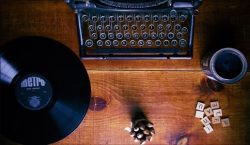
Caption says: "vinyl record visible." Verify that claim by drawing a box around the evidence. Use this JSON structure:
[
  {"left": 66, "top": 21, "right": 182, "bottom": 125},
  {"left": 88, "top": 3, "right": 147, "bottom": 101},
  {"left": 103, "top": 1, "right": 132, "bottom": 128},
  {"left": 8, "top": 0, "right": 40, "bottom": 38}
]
[{"left": 0, "top": 36, "right": 91, "bottom": 145}]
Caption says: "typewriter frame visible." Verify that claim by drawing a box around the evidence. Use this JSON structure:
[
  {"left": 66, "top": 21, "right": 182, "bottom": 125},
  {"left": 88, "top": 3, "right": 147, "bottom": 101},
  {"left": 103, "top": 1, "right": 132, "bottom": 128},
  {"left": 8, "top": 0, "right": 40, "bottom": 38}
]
[{"left": 66, "top": 0, "right": 203, "bottom": 60}]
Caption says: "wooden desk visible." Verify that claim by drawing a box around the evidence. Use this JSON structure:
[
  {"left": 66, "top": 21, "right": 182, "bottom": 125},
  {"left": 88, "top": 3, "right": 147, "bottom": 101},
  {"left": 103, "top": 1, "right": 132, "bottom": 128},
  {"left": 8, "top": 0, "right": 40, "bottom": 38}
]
[{"left": 0, "top": 0, "right": 250, "bottom": 144}]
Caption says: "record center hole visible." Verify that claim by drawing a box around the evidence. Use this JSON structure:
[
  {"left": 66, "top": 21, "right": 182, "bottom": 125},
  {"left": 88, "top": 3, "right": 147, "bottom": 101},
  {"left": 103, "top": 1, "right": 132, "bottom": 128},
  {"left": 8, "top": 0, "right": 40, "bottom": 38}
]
[{"left": 89, "top": 96, "right": 107, "bottom": 111}]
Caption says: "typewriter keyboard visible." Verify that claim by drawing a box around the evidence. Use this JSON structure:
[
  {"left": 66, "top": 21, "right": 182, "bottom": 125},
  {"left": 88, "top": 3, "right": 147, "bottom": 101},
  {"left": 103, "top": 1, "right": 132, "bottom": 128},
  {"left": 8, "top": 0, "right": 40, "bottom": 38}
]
[{"left": 80, "top": 9, "right": 192, "bottom": 57}]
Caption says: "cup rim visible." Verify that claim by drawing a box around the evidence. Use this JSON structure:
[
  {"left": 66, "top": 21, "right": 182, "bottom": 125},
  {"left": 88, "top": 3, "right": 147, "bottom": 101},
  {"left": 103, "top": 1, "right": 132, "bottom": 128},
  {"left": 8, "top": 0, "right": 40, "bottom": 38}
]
[{"left": 209, "top": 47, "right": 248, "bottom": 84}]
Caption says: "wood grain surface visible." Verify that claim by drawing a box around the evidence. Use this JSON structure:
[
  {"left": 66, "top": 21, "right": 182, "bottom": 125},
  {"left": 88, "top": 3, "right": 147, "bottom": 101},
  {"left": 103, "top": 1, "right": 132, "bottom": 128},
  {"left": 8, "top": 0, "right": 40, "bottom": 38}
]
[{"left": 0, "top": 0, "right": 250, "bottom": 145}]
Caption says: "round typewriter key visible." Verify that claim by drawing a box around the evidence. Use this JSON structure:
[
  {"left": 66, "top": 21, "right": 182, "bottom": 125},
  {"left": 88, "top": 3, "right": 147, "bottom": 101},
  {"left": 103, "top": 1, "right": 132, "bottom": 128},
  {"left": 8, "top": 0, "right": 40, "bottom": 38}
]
[
  {"left": 88, "top": 25, "right": 95, "bottom": 32},
  {"left": 100, "top": 33, "right": 107, "bottom": 39},
  {"left": 114, "top": 25, "right": 120, "bottom": 31},
  {"left": 170, "top": 10, "right": 177, "bottom": 21},
  {"left": 153, "top": 15, "right": 159, "bottom": 22},
  {"left": 138, "top": 40, "right": 144, "bottom": 46},
  {"left": 108, "top": 33, "right": 115, "bottom": 39},
  {"left": 123, "top": 25, "right": 128, "bottom": 30},
  {"left": 179, "top": 39, "right": 187, "bottom": 47},
  {"left": 170, "top": 9, "right": 177, "bottom": 17},
  {"left": 121, "top": 40, "right": 127, "bottom": 46},
  {"left": 166, "top": 24, "right": 172, "bottom": 31},
  {"left": 91, "top": 33, "right": 98, "bottom": 39},
  {"left": 131, "top": 25, "right": 137, "bottom": 31},
  {"left": 100, "top": 16, "right": 106, "bottom": 22},
  {"left": 176, "top": 32, "right": 183, "bottom": 39},
  {"left": 130, "top": 40, "right": 136, "bottom": 47},
  {"left": 136, "top": 15, "right": 141, "bottom": 22},
  {"left": 159, "top": 32, "right": 165, "bottom": 39},
  {"left": 109, "top": 16, "right": 115, "bottom": 22},
  {"left": 150, "top": 32, "right": 158, "bottom": 39},
  {"left": 97, "top": 25, "right": 103, "bottom": 31},
  {"left": 171, "top": 39, "right": 178, "bottom": 47},
  {"left": 124, "top": 33, "right": 131, "bottom": 39},
  {"left": 82, "top": 14, "right": 89, "bottom": 22},
  {"left": 97, "top": 40, "right": 103, "bottom": 47},
  {"left": 144, "top": 15, "right": 150, "bottom": 22},
  {"left": 85, "top": 39, "right": 93, "bottom": 47},
  {"left": 127, "top": 15, "right": 133, "bottom": 22},
  {"left": 105, "top": 40, "right": 112, "bottom": 46},
  {"left": 116, "top": 33, "right": 123, "bottom": 39},
  {"left": 142, "top": 32, "right": 149, "bottom": 39},
  {"left": 140, "top": 24, "right": 146, "bottom": 30},
  {"left": 118, "top": 15, "right": 124, "bottom": 22},
  {"left": 149, "top": 24, "right": 155, "bottom": 30},
  {"left": 162, "top": 15, "right": 168, "bottom": 22},
  {"left": 167, "top": 32, "right": 174, "bottom": 39},
  {"left": 146, "top": 40, "right": 153, "bottom": 46},
  {"left": 113, "top": 40, "right": 119, "bottom": 46},
  {"left": 105, "top": 25, "right": 112, "bottom": 31},
  {"left": 175, "top": 24, "right": 181, "bottom": 31},
  {"left": 181, "top": 27, "right": 188, "bottom": 33},
  {"left": 179, "top": 15, "right": 187, "bottom": 22},
  {"left": 155, "top": 40, "right": 161, "bottom": 46},
  {"left": 92, "top": 16, "right": 98, "bottom": 22},
  {"left": 163, "top": 40, "right": 170, "bottom": 46},
  {"left": 133, "top": 33, "right": 140, "bottom": 39},
  {"left": 158, "top": 24, "right": 163, "bottom": 31}
]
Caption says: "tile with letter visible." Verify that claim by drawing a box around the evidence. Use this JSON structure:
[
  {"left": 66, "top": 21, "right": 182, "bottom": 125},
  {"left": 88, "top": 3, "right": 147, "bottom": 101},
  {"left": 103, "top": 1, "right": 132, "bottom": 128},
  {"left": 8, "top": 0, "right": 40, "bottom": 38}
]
[
  {"left": 196, "top": 102, "right": 205, "bottom": 111},
  {"left": 210, "top": 101, "right": 220, "bottom": 109},
  {"left": 212, "top": 116, "right": 221, "bottom": 124},
  {"left": 203, "top": 124, "right": 214, "bottom": 134},
  {"left": 201, "top": 116, "right": 211, "bottom": 126},
  {"left": 195, "top": 111, "right": 204, "bottom": 118},
  {"left": 213, "top": 109, "right": 223, "bottom": 117},
  {"left": 221, "top": 118, "right": 230, "bottom": 127},
  {"left": 204, "top": 107, "right": 213, "bottom": 116}
]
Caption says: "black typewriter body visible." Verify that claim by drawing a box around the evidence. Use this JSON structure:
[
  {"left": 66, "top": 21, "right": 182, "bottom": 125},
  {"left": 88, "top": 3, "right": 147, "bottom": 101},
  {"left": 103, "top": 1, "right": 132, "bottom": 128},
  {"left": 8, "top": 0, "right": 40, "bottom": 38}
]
[{"left": 66, "top": 0, "right": 202, "bottom": 59}]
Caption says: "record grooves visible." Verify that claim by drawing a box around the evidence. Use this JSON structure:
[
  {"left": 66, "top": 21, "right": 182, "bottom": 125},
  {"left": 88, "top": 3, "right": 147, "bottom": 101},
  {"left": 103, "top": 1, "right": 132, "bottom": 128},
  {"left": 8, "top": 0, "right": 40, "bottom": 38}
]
[{"left": 0, "top": 36, "right": 91, "bottom": 145}]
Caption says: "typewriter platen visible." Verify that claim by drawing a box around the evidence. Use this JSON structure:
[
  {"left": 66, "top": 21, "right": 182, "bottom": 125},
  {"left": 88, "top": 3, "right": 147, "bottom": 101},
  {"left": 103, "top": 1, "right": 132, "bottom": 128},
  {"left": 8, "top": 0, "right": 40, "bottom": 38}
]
[{"left": 66, "top": 0, "right": 202, "bottom": 59}]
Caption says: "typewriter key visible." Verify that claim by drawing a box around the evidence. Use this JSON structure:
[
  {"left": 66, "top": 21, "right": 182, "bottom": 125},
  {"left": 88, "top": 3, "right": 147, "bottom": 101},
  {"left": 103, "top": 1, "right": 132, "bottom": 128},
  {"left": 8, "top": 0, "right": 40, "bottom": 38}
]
[
  {"left": 130, "top": 40, "right": 136, "bottom": 47},
  {"left": 97, "top": 40, "right": 103, "bottom": 47},
  {"left": 179, "top": 39, "right": 187, "bottom": 47},
  {"left": 138, "top": 40, "right": 144, "bottom": 46},
  {"left": 116, "top": 33, "right": 123, "bottom": 39},
  {"left": 121, "top": 40, "right": 127, "bottom": 46},
  {"left": 105, "top": 40, "right": 112, "bottom": 46},
  {"left": 167, "top": 32, "right": 174, "bottom": 39},
  {"left": 85, "top": 39, "right": 93, "bottom": 47},
  {"left": 171, "top": 40, "right": 178, "bottom": 47},
  {"left": 155, "top": 40, "right": 161, "bottom": 46},
  {"left": 113, "top": 40, "right": 119, "bottom": 46}
]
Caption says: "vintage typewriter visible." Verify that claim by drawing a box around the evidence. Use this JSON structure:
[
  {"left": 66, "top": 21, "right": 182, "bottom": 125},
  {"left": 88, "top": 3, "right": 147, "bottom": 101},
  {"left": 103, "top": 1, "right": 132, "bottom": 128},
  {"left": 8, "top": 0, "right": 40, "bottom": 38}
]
[{"left": 66, "top": 0, "right": 202, "bottom": 59}]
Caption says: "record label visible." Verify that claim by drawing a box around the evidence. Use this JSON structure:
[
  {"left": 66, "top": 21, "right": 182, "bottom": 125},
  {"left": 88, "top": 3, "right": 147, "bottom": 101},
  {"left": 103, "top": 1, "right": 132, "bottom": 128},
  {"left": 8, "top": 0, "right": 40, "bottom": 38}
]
[{"left": 15, "top": 74, "right": 53, "bottom": 111}]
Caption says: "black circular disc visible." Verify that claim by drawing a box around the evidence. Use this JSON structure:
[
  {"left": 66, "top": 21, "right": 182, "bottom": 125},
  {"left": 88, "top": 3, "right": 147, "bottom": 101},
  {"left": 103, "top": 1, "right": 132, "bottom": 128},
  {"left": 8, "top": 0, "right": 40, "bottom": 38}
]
[{"left": 0, "top": 36, "right": 91, "bottom": 145}]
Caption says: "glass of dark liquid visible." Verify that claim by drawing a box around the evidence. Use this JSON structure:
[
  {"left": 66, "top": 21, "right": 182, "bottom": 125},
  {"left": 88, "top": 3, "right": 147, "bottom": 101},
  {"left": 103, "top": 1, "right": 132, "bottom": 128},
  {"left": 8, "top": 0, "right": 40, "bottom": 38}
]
[{"left": 201, "top": 48, "right": 248, "bottom": 84}]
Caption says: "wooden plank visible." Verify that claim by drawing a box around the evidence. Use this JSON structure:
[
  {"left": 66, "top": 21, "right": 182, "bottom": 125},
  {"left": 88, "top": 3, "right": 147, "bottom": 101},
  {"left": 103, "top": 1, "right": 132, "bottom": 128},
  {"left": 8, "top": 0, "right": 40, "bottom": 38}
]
[
  {"left": 1, "top": 72, "right": 250, "bottom": 145},
  {"left": 50, "top": 71, "right": 249, "bottom": 145},
  {"left": 0, "top": 0, "right": 249, "bottom": 71}
]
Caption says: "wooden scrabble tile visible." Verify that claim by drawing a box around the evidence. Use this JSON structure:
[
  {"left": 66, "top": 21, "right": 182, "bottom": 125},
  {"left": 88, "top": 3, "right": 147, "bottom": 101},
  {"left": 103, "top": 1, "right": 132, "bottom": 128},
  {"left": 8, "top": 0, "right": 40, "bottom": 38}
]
[
  {"left": 203, "top": 124, "right": 214, "bottom": 134},
  {"left": 196, "top": 102, "right": 205, "bottom": 111},
  {"left": 221, "top": 118, "right": 230, "bottom": 127},
  {"left": 201, "top": 116, "right": 211, "bottom": 126},
  {"left": 213, "top": 109, "right": 223, "bottom": 117},
  {"left": 195, "top": 111, "right": 204, "bottom": 118},
  {"left": 210, "top": 101, "right": 220, "bottom": 109},
  {"left": 204, "top": 107, "right": 213, "bottom": 116},
  {"left": 212, "top": 116, "right": 221, "bottom": 124}
]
